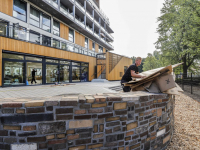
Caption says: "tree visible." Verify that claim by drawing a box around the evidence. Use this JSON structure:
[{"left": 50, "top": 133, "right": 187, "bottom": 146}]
[
  {"left": 155, "top": 0, "right": 200, "bottom": 77},
  {"left": 143, "top": 53, "right": 160, "bottom": 71}
]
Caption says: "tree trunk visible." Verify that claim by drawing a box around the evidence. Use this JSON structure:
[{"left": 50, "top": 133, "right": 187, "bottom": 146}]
[{"left": 182, "top": 55, "right": 187, "bottom": 79}]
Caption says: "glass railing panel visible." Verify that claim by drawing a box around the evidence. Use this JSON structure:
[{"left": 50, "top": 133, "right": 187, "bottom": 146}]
[
  {"left": 75, "top": 1, "right": 85, "bottom": 12},
  {"left": 60, "top": 7, "right": 68, "bottom": 16},
  {"left": 68, "top": 13, "right": 74, "bottom": 20},
  {"left": 74, "top": 46, "right": 79, "bottom": 53},
  {"left": 13, "top": 28, "right": 27, "bottom": 41},
  {"left": 67, "top": 44, "right": 74, "bottom": 52},
  {"left": 52, "top": 2, "right": 58, "bottom": 9},
  {"left": 94, "top": 19, "right": 99, "bottom": 26},
  {"left": 86, "top": 11, "right": 93, "bottom": 20}
]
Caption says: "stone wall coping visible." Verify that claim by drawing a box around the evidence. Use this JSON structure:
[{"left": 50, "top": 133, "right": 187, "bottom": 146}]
[{"left": 0, "top": 91, "right": 168, "bottom": 106}]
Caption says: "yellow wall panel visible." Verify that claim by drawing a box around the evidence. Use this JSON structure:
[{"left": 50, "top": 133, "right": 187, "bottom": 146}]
[
  {"left": 95, "top": 43, "right": 98, "bottom": 53},
  {"left": 60, "top": 23, "right": 69, "bottom": 40},
  {"left": 0, "top": 0, "right": 13, "bottom": 16},
  {"left": 0, "top": 37, "right": 97, "bottom": 86},
  {"left": 103, "top": 47, "right": 106, "bottom": 53},
  {"left": 106, "top": 52, "right": 132, "bottom": 81}
]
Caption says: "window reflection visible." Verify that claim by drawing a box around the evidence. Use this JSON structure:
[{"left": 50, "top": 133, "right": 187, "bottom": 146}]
[
  {"left": 46, "top": 65, "right": 59, "bottom": 83},
  {"left": 13, "top": 0, "right": 26, "bottom": 22},
  {"left": 4, "top": 61, "right": 25, "bottom": 86},
  {"left": 72, "top": 66, "right": 80, "bottom": 82}
]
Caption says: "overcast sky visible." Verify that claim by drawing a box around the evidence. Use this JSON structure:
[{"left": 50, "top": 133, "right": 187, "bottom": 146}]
[{"left": 100, "top": 0, "right": 165, "bottom": 58}]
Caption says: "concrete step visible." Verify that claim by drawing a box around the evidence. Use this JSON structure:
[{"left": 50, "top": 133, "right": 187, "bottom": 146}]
[{"left": 91, "top": 79, "right": 109, "bottom": 82}]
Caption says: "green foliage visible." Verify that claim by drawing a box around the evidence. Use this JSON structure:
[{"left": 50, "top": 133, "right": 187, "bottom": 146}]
[{"left": 155, "top": 0, "right": 200, "bottom": 75}]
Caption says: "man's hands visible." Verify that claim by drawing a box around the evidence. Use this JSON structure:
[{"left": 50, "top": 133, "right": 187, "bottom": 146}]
[{"left": 140, "top": 75, "right": 146, "bottom": 78}]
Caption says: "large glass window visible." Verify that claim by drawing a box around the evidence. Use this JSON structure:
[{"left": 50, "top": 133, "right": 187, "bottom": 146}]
[
  {"left": 99, "top": 45, "right": 103, "bottom": 53},
  {"left": 0, "top": 20, "right": 8, "bottom": 36},
  {"left": 46, "top": 59, "right": 59, "bottom": 63},
  {"left": 53, "top": 20, "right": 60, "bottom": 36},
  {"left": 72, "top": 66, "right": 80, "bottom": 82},
  {"left": 59, "top": 65, "right": 69, "bottom": 83},
  {"left": 13, "top": 0, "right": 26, "bottom": 22},
  {"left": 46, "top": 65, "right": 59, "bottom": 83},
  {"left": 85, "top": 38, "right": 88, "bottom": 48},
  {"left": 61, "top": 42, "right": 67, "bottom": 50},
  {"left": 29, "top": 31, "right": 40, "bottom": 44},
  {"left": 3, "top": 61, "right": 25, "bottom": 86},
  {"left": 3, "top": 53, "right": 24, "bottom": 60},
  {"left": 26, "top": 62, "right": 42, "bottom": 85},
  {"left": 53, "top": 39, "right": 60, "bottom": 48},
  {"left": 30, "top": 6, "right": 40, "bottom": 27},
  {"left": 69, "top": 28, "right": 74, "bottom": 42},
  {"left": 25, "top": 56, "right": 42, "bottom": 61},
  {"left": 42, "top": 35, "right": 51, "bottom": 46},
  {"left": 81, "top": 67, "right": 88, "bottom": 82},
  {"left": 92, "top": 42, "right": 95, "bottom": 51},
  {"left": 13, "top": 25, "right": 27, "bottom": 40},
  {"left": 42, "top": 13, "right": 51, "bottom": 32}
]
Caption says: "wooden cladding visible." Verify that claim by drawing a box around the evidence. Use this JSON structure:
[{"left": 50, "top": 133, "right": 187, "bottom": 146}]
[
  {"left": 0, "top": 0, "right": 13, "bottom": 16},
  {"left": 106, "top": 52, "right": 132, "bottom": 81},
  {"left": 103, "top": 48, "right": 106, "bottom": 53},
  {"left": 60, "top": 23, "right": 69, "bottom": 40},
  {"left": 95, "top": 43, "right": 98, "bottom": 53},
  {"left": 75, "top": 31, "right": 85, "bottom": 47},
  {"left": 89, "top": 39, "right": 93, "bottom": 50},
  {"left": 0, "top": 37, "right": 96, "bottom": 85}
]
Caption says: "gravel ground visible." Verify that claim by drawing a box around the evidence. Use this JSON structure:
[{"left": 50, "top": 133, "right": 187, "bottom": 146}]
[{"left": 166, "top": 92, "right": 200, "bottom": 150}]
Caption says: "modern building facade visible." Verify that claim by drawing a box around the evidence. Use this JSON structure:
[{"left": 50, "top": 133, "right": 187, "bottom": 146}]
[{"left": 0, "top": 0, "right": 132, "bottom": 87}]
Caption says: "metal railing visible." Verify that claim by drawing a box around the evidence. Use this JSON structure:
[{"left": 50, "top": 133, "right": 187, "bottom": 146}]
[
  {"left": 46, "top": 0, "right": 58, "bottom": 9},
  {"left": 75, "top": 1, "right": 85, "bottom": 12},
  {"left": 75, "top": 18, "right": 85, "bottom": 28},
  {"left": 86, "top": 11, "right": 93, "bottom": 20},
  {"left": 0, "top": 24, "right": 97, "bottom": 57}
]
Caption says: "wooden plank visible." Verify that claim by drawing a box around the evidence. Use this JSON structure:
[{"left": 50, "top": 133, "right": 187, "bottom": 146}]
[
  {"left": 0, "top": 0, "right": 13, "bottom": 16},
  {"left": 89, "top": 39, "right": 93, "bottom": 50},
  {"left": 60, "top": 23, "right": 69, "bottom": 40}
]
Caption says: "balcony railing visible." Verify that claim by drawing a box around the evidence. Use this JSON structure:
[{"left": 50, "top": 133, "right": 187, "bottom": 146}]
[
  {"left": 46, "top": 0, "right": 58, "bottom": 9},
  {"left": 75, "top": 1, "right": 85, "bottom": 12},
  {"left": 86, "top": 11, "right": 93, "bottom": 21},
  {"left": 94, "top": 19, "right": 99, "bottom": 27},
  {"left": 86, "top": 26, "right": 93, "bottom": 34},
  {"left": 0, "top": 24, "right": 98, "bottom": 57},
  {"left": 75, "top": 18, "right": 85, "bottom": 28}
]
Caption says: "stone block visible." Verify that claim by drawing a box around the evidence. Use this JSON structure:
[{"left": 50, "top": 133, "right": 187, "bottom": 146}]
[
  {"left": 2, "top": 103, "right": 22, "bottom": 108},
  {"left": 80, "top": 104, "right": 90, "bottom": 109},
  {"left": 163, "top": 135, "right": 170, "bottom": 144},
  {"left": 130, "top": 143, "right": 140, "bottom": 149},
  {"left": 39, "top": 143, "right": 47, "bottom": 149},
  {"left": 69, "top": 145, "right": 86, "bottom": 150},
  {"left": 26, "top": 107, "right": 45, "bottom": 113},
  {"left": 94, "top": 96, "right": 106, "bottom": 102},
  {"left": 127, "top": 122, "right": 138, "bottom": 131},
  {"left": 56, "top": 108, "right": 73, "bottom": 114},
  {"left": 27, "top": 136, "right": 46, "bottom": 142},
  {"left": 98, "top": 113, "right": 113, "bottom": 118},
  {"left": 106, "top": 121, "right": 120, "bottom": 127},
  {"left": 25, "top": 102, "right": 44, "bottom": 107},
  {"left": 140, "top": 120, "right": 148, "bottom": 125},
  {"left": 125, "top": 136, "right": 131, "bottom": 141},
  {"left": 139, "top": 96, "right": 148, "bottom": 102},
  {"left": 75, "top": 110, "right": 86, "bottom": 114},
  {"left": 57, "top": 134, "right": 65, "bottom": 138},
  {"left": 92, "top": 103, "right": 107, "bottom": 108},
  {"left": 75, "top": 138, "right": 91, "bottom": 145},
  {"left": 39, "top": 122, "right": 66, "bottom": 134},
  {"left": 106, "top": 134, "right": 124, "bottom": 142},
  {"left": 99, "top": 124, "right": 104, "bottom": 132},
  {"left": 66, "top": 130, "right": 75, "bottom": 134},
  {"left": 56, "top": 115, "right": 73, "bottom": 120},
  {"left": 126, "top": 131, "right": 134, "bottom": 136},
  {"left": 18, "top": 132, "right": 36, "bottom": 137},
  {"left": 16, "top": 109, "right": 25, "bottom": 114},
  {"left": 105, "top": 107, "right": 113, "bottom": 112},
  {"left": 67, "top": 134, "right": 79, "bottom": 140},
  {"left": 135, "top": 108, "right": 145, "bottom": 113},
  {"left": 107, "top": 96, "right": 122, "bottom": 101},
  {"left": 149, "top": 121, "right": 156, "bottom": 126},
  {"left": 46, "top": 106, "right": 53, "bottom": 111},
  {"left": 79, "top": 132, "right": 91, "bottom": 138},
  {"left": 93, "top": 133, "right": 104, "bottom": 139},
  {"left": 4, "top": 125, "right": 21, "bottom": 130},
  {"left": 69, "top": 120, "right": 93, "bottom": 129},
  {"left": 45, "top": 101, "right": 59, "bottom": 106},
  {"left": 48, "top": 139, "right": 66, "bottom": 145},
  {"left": 106, "top": 117, "right": 120, "bottom": 122},
  {"left": 106, "top": 129, "right": 112, "bottom": 134},
  {"left": 0, "top": 130, "right": 8, "bottom": 136},
  {"left": 76, "top": 128, "right": 93, "bottom": 133},
  {"left": 113, "top": 102, "right": 127, "bottom": 110},
  {"left": 157, "top": 108, "right": 162, "bottom": 117},
  {"left": 46, "top": 135, "right": 55, "bottom": 140},
  {"left": 115, "top": 110, "right": 127, "bottom": 115},
  {"left": 11, "top": 143, "right": 37, "bottom": 150},
  {"left": 157, "top": 129, "right": 166, "bottom": 137},
  {"left": 2, "top": 109, "right": 14, "bottom": 114},
  {"left": 113, "top": 126, "right": 121, "bottom": 132},
  {"left": 89, "top": 109, "right": 103, "bottom": 113},
  {"left": 74, "top": 115, "right": 91, "bottom": 119},
  {"left": 88, "top": 144, "right": 103, "bottom": 149},
  {"left": 94, "top": 119, "right": 104, "bottom": 124},
  {"left": 60, "top": 101, "right": 78, "bottom": 106}
]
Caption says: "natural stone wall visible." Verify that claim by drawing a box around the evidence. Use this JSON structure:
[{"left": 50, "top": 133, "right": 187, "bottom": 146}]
[{"left": 0, "top": 92, "right": 174, "bottom": 150}]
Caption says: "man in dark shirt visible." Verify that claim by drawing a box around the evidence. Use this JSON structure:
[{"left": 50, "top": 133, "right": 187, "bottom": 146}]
[
  {"left": 31, "top": 68, "right": 37, "bottom": 84},
  {"left": 121, "top": 57, "right": 145, "bottom": 92}
]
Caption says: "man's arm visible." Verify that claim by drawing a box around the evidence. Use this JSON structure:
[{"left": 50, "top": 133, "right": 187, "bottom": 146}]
[{"left": 131, "top": 70, "right": 145, "bottom": 78}]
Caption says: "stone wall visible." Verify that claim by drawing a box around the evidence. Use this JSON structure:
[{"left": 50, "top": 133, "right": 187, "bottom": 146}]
[{"left": 0, "top": 92, "right": 175, "bottom": 150}]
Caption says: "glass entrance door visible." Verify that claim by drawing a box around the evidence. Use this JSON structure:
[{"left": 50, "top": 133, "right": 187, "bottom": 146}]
[
  {"left": 3, "top": 61, "right": 25, "bottom": 86},
  {"left": 72, "top": 66, "right": 80, "bottom": 82},
  {"left": 59, "top": 65, "right": 69, "bottom": 83},
  {"left": 46, "top": 64, "right": 59, "bottom": 83},
  {"left": 26, "top": 62, "right": 42, "bottom": 85}
]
